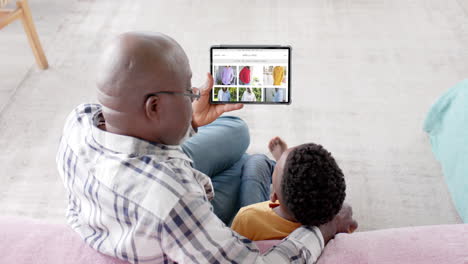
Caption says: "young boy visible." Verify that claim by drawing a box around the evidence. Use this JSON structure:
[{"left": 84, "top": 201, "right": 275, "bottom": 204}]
[{"left": 232, "top": 137, "right": 357, "bottom": 241}]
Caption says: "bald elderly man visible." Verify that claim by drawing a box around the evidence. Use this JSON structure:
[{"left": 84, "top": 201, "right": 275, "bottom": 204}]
[{"left": 57, "top": 32, "right": 356, "bottom": 263}]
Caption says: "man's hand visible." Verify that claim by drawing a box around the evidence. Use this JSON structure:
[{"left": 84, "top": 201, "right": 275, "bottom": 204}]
[
  {"left": 318, "top": 203, "right": 358, "bottom": 244},
  {"left": 191, "top": 73, "right": 243, "bottom": 129},
  {"left": 334, "top": 203, "right": 358, "bottom": 234}
]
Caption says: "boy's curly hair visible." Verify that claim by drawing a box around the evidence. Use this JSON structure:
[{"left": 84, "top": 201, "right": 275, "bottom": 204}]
[{"left": 281, "top": 143, "right": 346, "bottom": 226}]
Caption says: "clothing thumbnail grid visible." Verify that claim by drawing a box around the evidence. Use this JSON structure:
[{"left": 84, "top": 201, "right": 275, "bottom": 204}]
[{"left": 212, "top": 65, "right": 288, "bottom": 103}]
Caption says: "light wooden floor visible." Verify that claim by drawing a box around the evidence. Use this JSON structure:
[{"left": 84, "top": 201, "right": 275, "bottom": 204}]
[{"left": 0, "top": 0, "right": 466, "bottom": 230}]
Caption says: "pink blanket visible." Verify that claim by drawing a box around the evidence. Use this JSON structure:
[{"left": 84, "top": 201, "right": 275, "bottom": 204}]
[{"left": 1, "top": 216, "right": 467, "bottom": 263}]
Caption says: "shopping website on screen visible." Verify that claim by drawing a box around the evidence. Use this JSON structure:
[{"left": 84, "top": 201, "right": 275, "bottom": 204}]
[{"left": 212, "top": 48, "right": 289, "bottom": 103}]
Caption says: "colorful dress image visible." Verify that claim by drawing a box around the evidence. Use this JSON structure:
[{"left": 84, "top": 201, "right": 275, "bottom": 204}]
[
  {"left": 222, "top": 67, "right": 234, "bottom": 85},
  {"left": 273, "top": 66, "right": 284, "bottom": 86},
  {"left": 239, "top": 67, "right": 251, "bottom": 84}
]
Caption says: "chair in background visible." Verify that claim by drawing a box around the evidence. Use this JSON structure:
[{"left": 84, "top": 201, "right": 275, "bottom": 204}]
[{"left": 0, "top": 0, "right": 48, "bottom": 69}]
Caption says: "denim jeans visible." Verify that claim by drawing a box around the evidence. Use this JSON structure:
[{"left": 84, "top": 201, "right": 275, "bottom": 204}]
[{"left": 181, "top": 116, "right": 275, "bottom": 225}]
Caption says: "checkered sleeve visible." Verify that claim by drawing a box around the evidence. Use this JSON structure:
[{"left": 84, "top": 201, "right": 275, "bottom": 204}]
[{"left": 160, "top": 191, "right": 324, "bottom": 263}]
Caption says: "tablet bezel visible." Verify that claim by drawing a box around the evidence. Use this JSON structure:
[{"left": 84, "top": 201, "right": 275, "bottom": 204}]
[{"left": 210, "top": 45, "right": 291, "bottom": 105}]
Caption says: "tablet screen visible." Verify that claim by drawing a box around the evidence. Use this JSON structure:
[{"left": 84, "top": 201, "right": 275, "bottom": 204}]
[{"left": 210, "top": 46, "right": 291, "bottom": 104}]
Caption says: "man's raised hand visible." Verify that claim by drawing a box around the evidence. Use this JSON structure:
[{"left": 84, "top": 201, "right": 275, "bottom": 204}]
[{"left": 191, "top": 73, "right": 243, "bottom": 128}]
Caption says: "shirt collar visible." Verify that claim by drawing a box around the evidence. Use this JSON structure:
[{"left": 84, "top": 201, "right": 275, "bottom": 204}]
[{"left": 91, "top": 110, "right": 192, "bottom": 163}]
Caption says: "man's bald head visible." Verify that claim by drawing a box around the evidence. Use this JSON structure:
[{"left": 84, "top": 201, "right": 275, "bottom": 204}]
[
  {"left": 96, "top": 32, "right": 190, "bottom": 111},
  {"left": 95, "top": 32, "right": 193, "bottom": 145}
]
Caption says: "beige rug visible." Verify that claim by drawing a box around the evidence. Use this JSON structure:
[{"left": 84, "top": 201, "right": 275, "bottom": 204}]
[{"left": 0, "top": 0, "right": 465, "bottom": 230}]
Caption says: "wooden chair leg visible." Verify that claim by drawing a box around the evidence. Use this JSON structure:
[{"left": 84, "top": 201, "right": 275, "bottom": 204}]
[{"left": 17, "top": 0, "right": 48, "bottom": 69}]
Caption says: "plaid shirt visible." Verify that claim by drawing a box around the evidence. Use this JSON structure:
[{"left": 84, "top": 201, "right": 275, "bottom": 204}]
[{"left": 56, "top": 104, "right": 324, "bottom": 264}]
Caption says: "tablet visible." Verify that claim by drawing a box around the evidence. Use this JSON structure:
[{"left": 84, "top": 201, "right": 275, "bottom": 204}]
[{"left": 210, "top": 45, "right": 291, "bottom": 104}]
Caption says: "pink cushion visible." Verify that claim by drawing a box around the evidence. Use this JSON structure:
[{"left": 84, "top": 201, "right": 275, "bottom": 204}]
[
  {"left": 1, "top": 217, "right": 466, "bottom": 263},
  {"left": 317, "top": 224, "right": 468, "bottom": 264},
  {"left": 0, "top": 217, "right": 129, "bottom": 264},
  {"left": 0, "top": 216, "right": 278, "bottom": 263}
]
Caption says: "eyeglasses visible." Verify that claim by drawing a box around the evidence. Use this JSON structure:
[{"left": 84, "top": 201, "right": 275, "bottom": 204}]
[{"left": 146, "top": 88, "right": 200, "bottom": 102}]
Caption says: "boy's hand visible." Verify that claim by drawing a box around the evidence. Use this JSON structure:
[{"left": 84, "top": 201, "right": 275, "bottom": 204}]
[
  {"left": 191, "top": 73, "right": 243, "bottom": 129},
  {"left": 319, "top": 203, "right": 358, "bottom": 244}
]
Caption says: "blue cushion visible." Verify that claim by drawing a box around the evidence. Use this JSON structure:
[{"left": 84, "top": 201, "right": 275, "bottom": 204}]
[{"left": 424, "top": 80, "right": 468, "bottom": 223}]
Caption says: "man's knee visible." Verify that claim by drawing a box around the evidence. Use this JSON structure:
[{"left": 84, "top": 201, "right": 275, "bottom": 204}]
[
  {"left": 219, "top": 116, "right": 248, "bottom": 133},
  {"left": 218, "top": 116, "right": 250, "bottom": 149}
]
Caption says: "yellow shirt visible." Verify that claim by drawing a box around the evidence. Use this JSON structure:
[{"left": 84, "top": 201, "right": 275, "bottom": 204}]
[
  {"left": 231, "top": 201, "right": 301, "bottom": 241},
  {"left": 273, "top": 66, "right": 284, "bottom": 86}
]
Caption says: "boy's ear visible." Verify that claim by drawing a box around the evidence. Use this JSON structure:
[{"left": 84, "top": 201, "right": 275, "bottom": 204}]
[{"left": 270, "top": 192, "right": 278, "bottom": 203}]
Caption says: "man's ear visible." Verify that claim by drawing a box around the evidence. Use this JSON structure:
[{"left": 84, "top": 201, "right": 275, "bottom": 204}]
[
  {"left": 270, "top": 191, "right": 278, "bottom": 203},
  {"left": 144, "top": 95, "right": 159, "bottom": 120}
]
